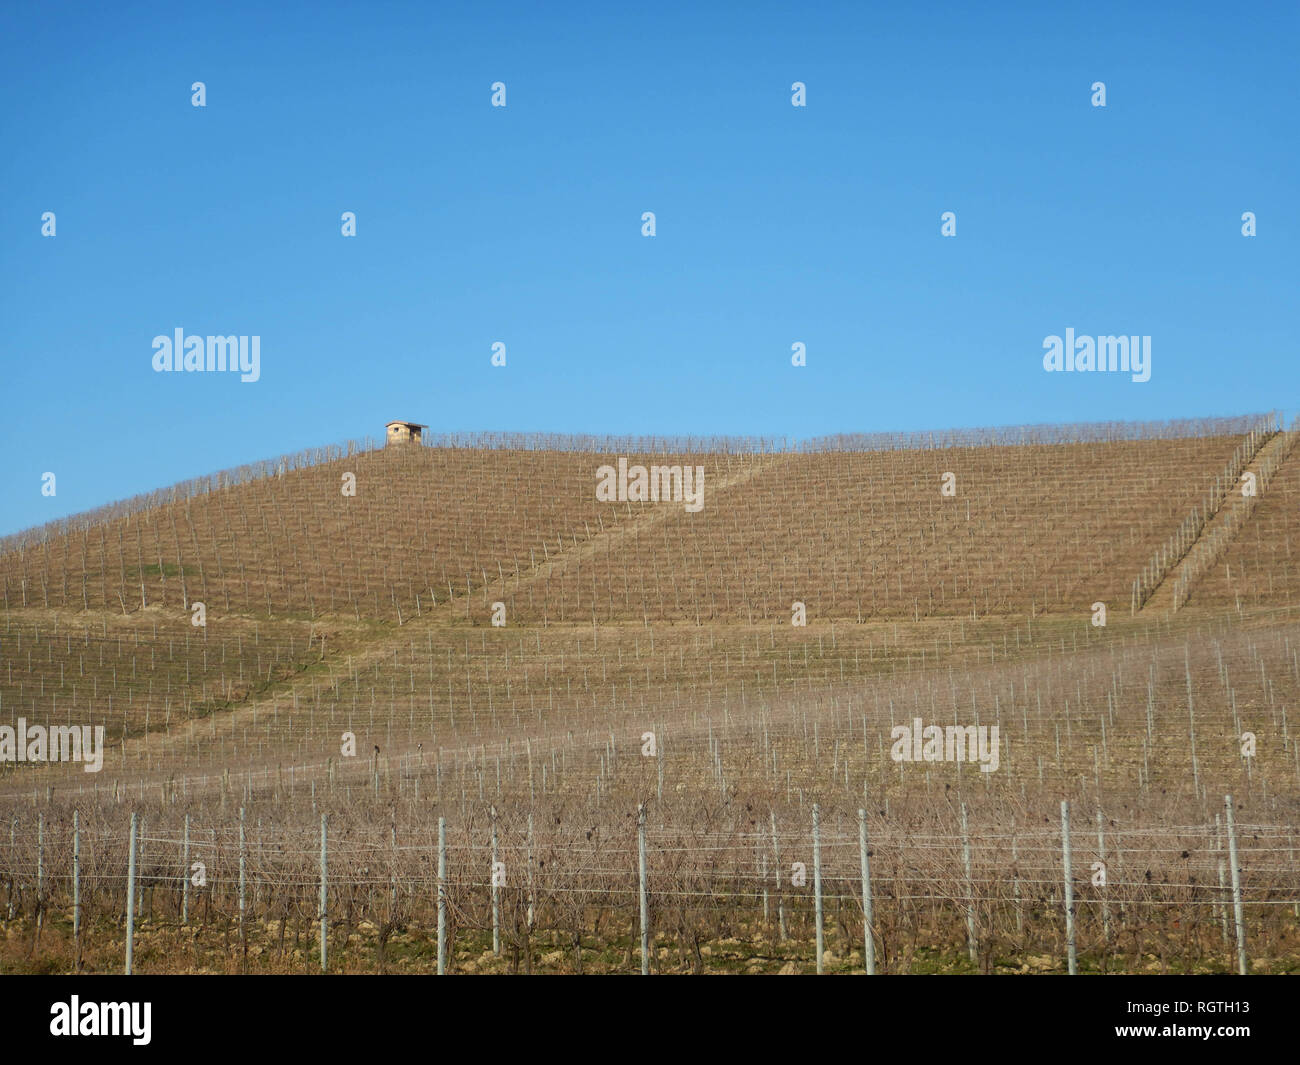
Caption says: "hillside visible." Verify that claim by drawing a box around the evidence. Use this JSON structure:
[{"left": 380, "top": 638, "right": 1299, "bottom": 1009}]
[
  {"left": 0, "top": 419, "right": 1272, "bottom": 751},
  {"left": 2, "top": 415, "right": 1298, "bottom": 976},
  {"left": 0, "top": 421, "right": 1268, "bottom": 625}
]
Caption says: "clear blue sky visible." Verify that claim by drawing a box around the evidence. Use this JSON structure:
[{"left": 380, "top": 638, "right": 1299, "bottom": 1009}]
[{"left": 2, "top": 0, "right": 1296, "bottom": 536}]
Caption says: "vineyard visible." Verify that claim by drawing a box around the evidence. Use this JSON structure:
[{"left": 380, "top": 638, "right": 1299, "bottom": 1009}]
[{"left": 2, "top": 414, "right": 1299, "bottom": 974}]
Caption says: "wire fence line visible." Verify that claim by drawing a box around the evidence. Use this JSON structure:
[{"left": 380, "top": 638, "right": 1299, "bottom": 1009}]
[{"left": 2, "top": 794, "right": 1294, "bottom": 974}]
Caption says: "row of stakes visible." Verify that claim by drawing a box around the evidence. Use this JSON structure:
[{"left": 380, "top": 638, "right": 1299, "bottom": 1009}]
[{"left": 21, "top": 795, "right": 1249, "bottom": 975}]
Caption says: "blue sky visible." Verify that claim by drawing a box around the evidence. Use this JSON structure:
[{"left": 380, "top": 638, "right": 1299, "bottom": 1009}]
[{"left": 1, "top": 0, "right": 1296, "bottom": 536}]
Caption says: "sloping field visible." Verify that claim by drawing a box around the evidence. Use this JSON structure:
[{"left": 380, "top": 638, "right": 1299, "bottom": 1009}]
[
  {"left": 0, "top": 445, "right": 709, "bottom": 622},
  {"left": 1190, "top": 433, "right": 1300, "bottom": 612},
  {"left": 0, "top": 427, "right": 1258, "bottom": 625},
  {"left": 1, "top": 416, "right": 1298, "bottom": 975},
  {"left": 531, "top": 436, "right": 1251, "bottom": 623}
]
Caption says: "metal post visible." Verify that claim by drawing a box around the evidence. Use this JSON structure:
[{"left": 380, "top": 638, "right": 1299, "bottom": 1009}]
[
  {"left": 960, "top": 802, "right": 977, "bottom": 964},
  {"left": 1011, "top": 831, "right": 1023, "bottom": 934},
  {"left": 491, "top": 806, "right": 500, "bottom": 956},
  {"left": 125, "top": 812, "right": 138, "bottom": 975},
  {"left": 526, "top": 812, "right": 535, "bottom": 931},
  {"left": 1225, "top": 795, "right": 1247, "bottom": 975},
  {"left": 36, "top": 813, "right": 44, "bottom": 927},
  {"left": 238, "top": 806, "right": 246, "bottom": 932},
  {"left": 858, "top": 808, "right": 875, "bottom": 975},
  {"left": 136, "top": 816, "right": 145, "bottom": 918},
  {"left": 1062, "top": 800, "right": 1077, "bottom": 975},
  {"left": 1096, "top": 809, "right": 1109, "bottom": 944},
  {"left": 182, "top": 812, "right": 190, "bottom": 925},
  {"left": 6, "top": 818, "right": 14, "bottom": 920},
  {"left": 72, "top": 810, "right": 81, "bottom": 945},
  {"left": 1217, "top": 859, "right": 1230, "bottom": 946},
  {"left": 35, "top": 816, "right": 42, "bottom": 915},
  {"left": 770, "top": 810, "right": 786, "bottom": 941},
  {"left": 813, "top": 803, "right": 824, "bottom": 974},
  {"left": 637, "top": 803, "right": 649, "bottom": 975},
  {"left": 319, "top": 813, "right": 328, "bottom": 972},
  {"left": 437, "top": 816, "right": 447, "bottom": 975}
]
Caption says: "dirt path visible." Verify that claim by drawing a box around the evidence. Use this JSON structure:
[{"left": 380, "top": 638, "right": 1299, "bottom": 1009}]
[
  {"left": 107, "top": 451, "right": 785, "bottom": 769},
  {"left": 1142, "top": 430, "right": 1297, "bottom": 613}
]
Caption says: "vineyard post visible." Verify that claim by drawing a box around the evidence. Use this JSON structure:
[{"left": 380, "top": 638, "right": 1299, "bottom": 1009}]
[
  {"left": 6, "top": 818, "right": 14, "bottom": 920},
  {"left": 319, "top": 813, "right": 328, "bottom": 972},
  {"left": 72, "top": 810, "right": 80, "bottom": 952},
  {"left": 1225, "top": 795, "right": 1247, "bottom": 975},
  {"left": 1096, "top": 810, "right": 1109, "bottom": 945},
  {"left": 637, "top": 803, "right": 649, "bottom": 975},
  {"left": 125, "top": 812, "right": 138, "bottom": 975},
  {"left": 858, "top": 808, "right": 875, "bottom": 975},
  {"left": 1215, "top": 812, "right": 1229, "bottom": 945},
  {"left": 770, "top": 810, "right": 786, "bottom": 941},
  {"left": 182, "top": 812, "right": 190, "bottom": 925},
  {"left": 526, "top": 812, "right": 535, "bottom": 930},
  {"left": 437, "top": 816, "right": 447, "bottom": 975},
  {"left": 1217, "top": 857, "right": 1230, "bottom": 945},
  {"left": 813, "top": 803, "right": 823, "bottom": 974},
  {"left": 1011, "top": 831, "right": 1023, "bottom": 935},
  {"left": 1061, "top": 800, "right": 1077, "bottom": 975},
  {"left": 238, "top": 806, "right": 247, "bottom": 936},
  {"left": 389, "top": 812, "right": 398, "bottom": 918},
  {"left": 491, "top": 806, "right": 500, "bottom": 956},
  {"left": 137, "top": 815, "right": 145, "bottom": 918},
  {"left": 36, "top": 812, "right": 43, "bottom": 931},
  {"left": 960, "top": 803, "right": 976, "bottom": 964}
]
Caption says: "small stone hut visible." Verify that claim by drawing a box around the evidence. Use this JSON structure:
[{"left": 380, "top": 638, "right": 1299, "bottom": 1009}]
[{"left": 385, "top": 420, "right": 427, "bottom": 446}]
